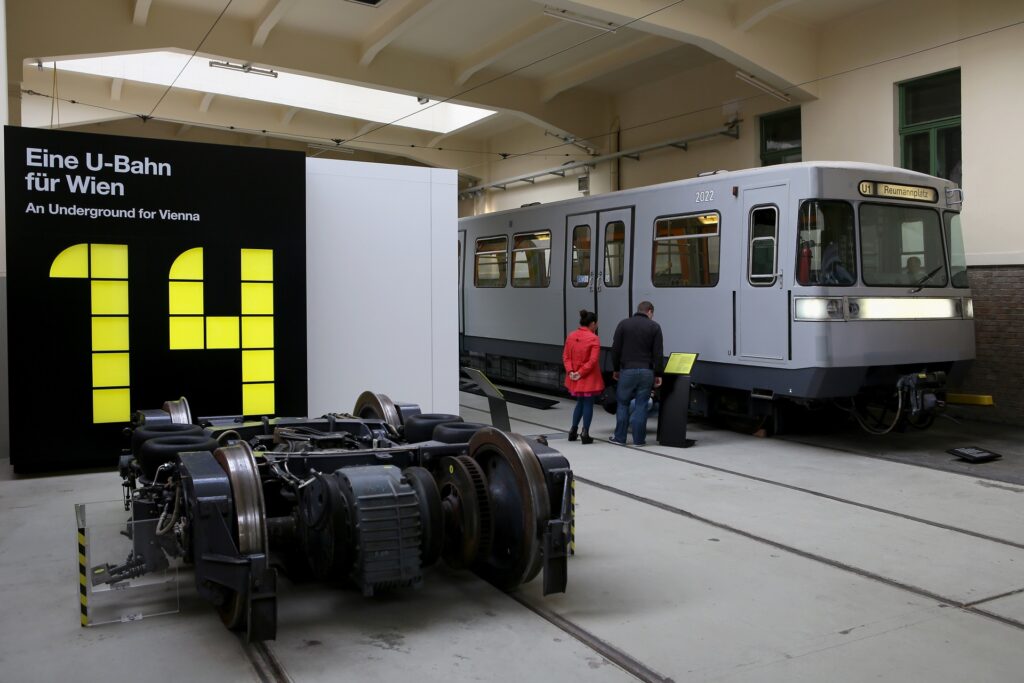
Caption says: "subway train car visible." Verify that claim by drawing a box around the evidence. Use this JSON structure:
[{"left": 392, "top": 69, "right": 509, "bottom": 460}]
[{"left": 458, "top": 162, "right": 974, "bottom": 431}]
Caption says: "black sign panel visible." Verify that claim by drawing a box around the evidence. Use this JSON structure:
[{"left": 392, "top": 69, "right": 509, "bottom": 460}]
[{"left": 5, "top": 126, "right": 307, "bottom": 471}]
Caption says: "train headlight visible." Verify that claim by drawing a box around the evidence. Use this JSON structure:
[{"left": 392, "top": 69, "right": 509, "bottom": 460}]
[
  {"left": 794, "top": 297, "right": 845, "bottom": 321},
  {"left": 962, "top": 297, "right": 974, "bottom": 319},
  {"left": 846, "top": 297, "right": 958, "bottom": 320}
]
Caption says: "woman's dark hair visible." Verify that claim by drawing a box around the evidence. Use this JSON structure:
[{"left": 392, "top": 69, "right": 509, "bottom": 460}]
[{"left": 579, "top": 309, "right": 597, "bottom": 326}]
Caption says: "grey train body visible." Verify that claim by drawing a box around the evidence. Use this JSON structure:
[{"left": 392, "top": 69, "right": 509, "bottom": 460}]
[{"left": 458, "top": 162, "right": 974, "bottom": 416}]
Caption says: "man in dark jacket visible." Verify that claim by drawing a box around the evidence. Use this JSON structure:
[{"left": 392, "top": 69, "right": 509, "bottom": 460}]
[{"left": 610, "top": 301, "right": 663, "bottom": 445}]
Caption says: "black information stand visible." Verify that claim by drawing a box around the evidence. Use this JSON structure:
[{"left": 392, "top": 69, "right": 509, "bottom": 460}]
[
  {"left": 460, "top": 367, "right": 512, "bottom": 432},
  {"left": 657, "top": 352, "right": 698, "bottom": 448}
]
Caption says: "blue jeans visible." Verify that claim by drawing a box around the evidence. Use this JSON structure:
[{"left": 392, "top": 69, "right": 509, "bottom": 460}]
[
  {"left": 614, "top": 368, "right": 654, "bottom": 444},
  {"left": 571, "top": 396, "right": 595, "bottom": 431}
]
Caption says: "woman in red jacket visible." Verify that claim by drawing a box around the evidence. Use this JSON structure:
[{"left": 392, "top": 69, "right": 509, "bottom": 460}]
[{"left": 563, "top": 309, "right": 605, "bottom": 444}]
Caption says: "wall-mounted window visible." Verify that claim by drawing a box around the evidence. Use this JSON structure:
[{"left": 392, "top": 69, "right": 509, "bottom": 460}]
[
  {"left": 652, "top": 213, "right": 720, "bottom": 287},
  {"left": 899, "top": 69, "right": 961, "bottom": 185},
  {"left": 796, "top": 201, "right": 856, "bottom": 286},
  {"left": 474, "top": 235, "right": 507, "bottom": 287},
  {"left": 603, "top": 221, "right": 626, "bottom": 287},
  {"left": 571, "top": 225, "right": 591, "bottom": 288},
  {"left": 511, "top": 231, "right": 551, "bottom": 287},
  {"left": 749, "top": 206, "right": 778, "bottom": 286},
  {"left": 760, "top": 108, "right": 801, "bottom": 166}
]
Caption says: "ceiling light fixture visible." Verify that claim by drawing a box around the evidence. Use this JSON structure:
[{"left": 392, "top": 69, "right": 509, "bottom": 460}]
[
  {"left": 209, "top": 60, "right": 279, "bottom": 78},
  {"left": 542, "top": 6, "right": 617, "bottom": 32},
  {"left": 735, "top": 70, "right": 790, "bottom": 103}
]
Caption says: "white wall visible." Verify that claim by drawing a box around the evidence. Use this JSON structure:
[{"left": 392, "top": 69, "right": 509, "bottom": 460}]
[
  {"left": 805, "top": 0, "right": 1024, "bottom": 266},
  {"left": 305, "top": 158, "right": 458, "bottom": 416}
]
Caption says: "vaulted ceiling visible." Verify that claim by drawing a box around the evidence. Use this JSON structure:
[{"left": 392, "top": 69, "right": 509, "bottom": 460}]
[{"left": 8, "top": 0, "right": 884, "bottom": 180}]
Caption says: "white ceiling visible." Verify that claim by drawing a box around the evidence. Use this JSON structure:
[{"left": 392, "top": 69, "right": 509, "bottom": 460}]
[{"left": 8, "top": 0, "right": 888, "bottom": 170}]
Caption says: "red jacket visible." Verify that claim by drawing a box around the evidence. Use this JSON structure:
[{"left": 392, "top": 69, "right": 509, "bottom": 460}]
[{"left": 563, "top": 327, "right": 605, "bottom": 394}]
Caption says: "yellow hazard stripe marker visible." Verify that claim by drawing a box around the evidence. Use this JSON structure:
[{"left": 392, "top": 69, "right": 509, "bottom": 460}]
[
  {"left": 946, "top": 393, "right": 994, "bottom": 406},
  {"left": 78, "top": 529, "right": 89, "bottom": 626}
]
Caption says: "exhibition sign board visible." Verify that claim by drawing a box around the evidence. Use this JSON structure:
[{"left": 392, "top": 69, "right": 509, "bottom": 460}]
[{"left": 4, "top": 127, "right": 307, "bottom": 471}]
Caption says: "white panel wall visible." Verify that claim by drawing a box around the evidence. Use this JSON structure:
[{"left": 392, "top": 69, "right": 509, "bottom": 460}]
[{"left": 305, "top": 158, "right": 458, "bottom": 416}]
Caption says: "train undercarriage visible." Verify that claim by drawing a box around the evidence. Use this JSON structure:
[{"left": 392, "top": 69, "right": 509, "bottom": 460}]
[{"left": 93, "top": 392, "right": 574, "bottom": 641}]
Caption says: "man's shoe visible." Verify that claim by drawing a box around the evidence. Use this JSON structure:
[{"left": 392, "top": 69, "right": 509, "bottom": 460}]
[
  {"left": 608, "top": 437, "right": 626, "bottom": 445},
  {"left": 633, "top": 442, "right": 647, "bottom": 447},
  {"left": 568, "top": 427, "right": 578, "bottom": 442}
]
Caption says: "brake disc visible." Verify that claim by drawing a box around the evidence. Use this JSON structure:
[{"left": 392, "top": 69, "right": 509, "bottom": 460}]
[
  {"left": 438, "top": 455, "right": 492, "bottom": 569},
  {"left": 469, "top": 427, "right": 550, "bottom": 590}
]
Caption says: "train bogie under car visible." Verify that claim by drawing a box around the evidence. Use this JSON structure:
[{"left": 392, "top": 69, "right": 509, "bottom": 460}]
[
  {"left": 459, "top": 162, "right": 973, "bottom": 430},
  {"left": 94, "top": 393, "right": 574, "bottom": 641}
]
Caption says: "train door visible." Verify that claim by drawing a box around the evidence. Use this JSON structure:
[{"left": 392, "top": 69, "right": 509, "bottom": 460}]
[
  {"left": 597, "top": 208, "right": 633, "bottom": 336},
  {"left": 564, "top": 213, "right": 596, "bottom": 337},
  {"left": 458, "top": 230, "right": 466, "bottom": 336},
  {"left": 737, "top": 186, "right": 787, "bottom": 361}
]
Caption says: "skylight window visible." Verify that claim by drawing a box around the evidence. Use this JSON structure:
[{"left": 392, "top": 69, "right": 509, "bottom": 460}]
[{"left": 44, "top": 51, "right": 495, "bottom": 135}]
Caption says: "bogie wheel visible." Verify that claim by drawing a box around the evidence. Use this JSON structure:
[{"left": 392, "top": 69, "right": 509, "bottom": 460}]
[
  {"left": 469, "top": 428, "right": 550, "bottom": 591},
  {"left": 352, "top": 391, "right": 403, "bottom": 433},
  {"left": 212, "top": 442, "right": 268, "bottom": 630}
]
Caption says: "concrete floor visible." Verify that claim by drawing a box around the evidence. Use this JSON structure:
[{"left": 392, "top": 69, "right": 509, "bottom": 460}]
[{"left": 1, "top": 393, "right": 1022, "bottom": 682}]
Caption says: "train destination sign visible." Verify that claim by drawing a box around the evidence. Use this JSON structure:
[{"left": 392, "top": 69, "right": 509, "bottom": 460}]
[{"left": 858, "top": 181, "right": 937, "bottom": 203}]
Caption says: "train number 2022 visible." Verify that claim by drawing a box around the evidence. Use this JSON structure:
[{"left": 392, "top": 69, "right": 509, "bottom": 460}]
[{"left": 695, "top": 190, "right": 715, "bottom": 203}]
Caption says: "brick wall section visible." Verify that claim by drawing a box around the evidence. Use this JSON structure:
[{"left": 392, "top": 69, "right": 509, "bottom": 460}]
[{"left": 956, "top": 266, "right": 1024, "bottom": 425}]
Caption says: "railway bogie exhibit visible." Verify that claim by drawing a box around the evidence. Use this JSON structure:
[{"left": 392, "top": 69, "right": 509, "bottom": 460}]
[
  {"left": 94, "top": 393, "right": 574, "bottom": 641},
  {"left": 458, "top": 162, "right": 973, "bottom": 430}
]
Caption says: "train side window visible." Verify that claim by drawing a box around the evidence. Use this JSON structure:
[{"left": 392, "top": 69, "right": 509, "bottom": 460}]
[
  {"left": 944, "top": 212, "right": 969, "bottom": 288},
  {"left": 474, "top": 236, "right": 508, "bottom": 288},
  {"left": 571, "top": 225, "right": 591, "bottom": 288},
  {"left": 796, "top": 201, "right": 856, "bottom": 286},
  {"left": 511, "top": 231, "right": 551, "bottom": 288},
  {"left": 603, "top": 221, "right": 625, "bottom": 287},
  {"left": 652, "top": 212, "right": 720, "bottom": 287},
  {"left": 749, "top": 206, "right": 778, "bottom": 286}
]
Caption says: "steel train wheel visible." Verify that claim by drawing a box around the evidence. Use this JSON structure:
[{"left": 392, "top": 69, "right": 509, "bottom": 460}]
[
  {"left": 469, "top": 428, "right": 550, "bottom": 590},
  {"left": 162, "top": 396, "right": 192, "bottom": 424},
  {"left": 212, "top": 442, "right": 268, "bottom": 630},
  {"left": 438, "top": 455, "right": 492, "bottom": 569},
  {"left": 352, "top": 391, "right": 403, "bottom": 432}
]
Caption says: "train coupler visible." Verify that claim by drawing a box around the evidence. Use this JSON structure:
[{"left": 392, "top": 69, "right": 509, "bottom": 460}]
[{"left": 897, "top": 371, "right": 947, "bottom": 417}]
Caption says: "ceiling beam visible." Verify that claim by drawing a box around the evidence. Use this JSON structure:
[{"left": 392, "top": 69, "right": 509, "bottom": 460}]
[
  {"left": 732, "top": 0, "right": 801, "bottom": 32},
  {"left": 110, "top": 77, "right": 124, "bottom": 101},
  {"left": 281, "top": 107, "right": 299, "bottom": 125},
  {"left": 539, "top": 35, "right": 677, "bottom": 102},
  {"left": 176, "top": 123, "right": 192, "bottom": 136},
  {"left": 199, "top": 92, "right": 215, "bottom": 112},
  {"left": 454, "top": 15, "right": 562, "bottom": 86},
  {"left": 359, "top": 0, "right": 445, "bottom": 67},
  {"left": 253, "top": 0, "right": 300, "bottom": 48},
  {"left": 132, "top": 0, "right": 153, "bottom": 27}
]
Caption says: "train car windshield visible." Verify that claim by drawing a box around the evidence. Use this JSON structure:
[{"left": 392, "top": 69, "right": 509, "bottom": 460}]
[
  {"left": 860, "top": 204, "right": 947, "bottom": 287},
  {"left": 796, "top": 200, "right": 856, "bottom": 286},
  {"left": 944, "top": 212, "right": 969, "bottom": 288}
]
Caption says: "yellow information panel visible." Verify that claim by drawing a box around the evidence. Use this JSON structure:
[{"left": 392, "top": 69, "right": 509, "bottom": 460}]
[{"left": 664, "top": 352, "right": 698, "bottom": 375}]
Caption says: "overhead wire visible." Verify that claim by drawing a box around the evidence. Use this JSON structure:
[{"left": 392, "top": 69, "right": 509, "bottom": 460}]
[
  {"left": 146, "top": 0, "right": 235, "bottom": 119},
  {"left": 20, "top": 14, "right": 1024, "bottom": 171}
]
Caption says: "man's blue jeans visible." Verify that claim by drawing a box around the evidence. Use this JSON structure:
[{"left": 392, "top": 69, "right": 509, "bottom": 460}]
[{"left": 614, "top": 368, "right": 654, "bottom": 444}]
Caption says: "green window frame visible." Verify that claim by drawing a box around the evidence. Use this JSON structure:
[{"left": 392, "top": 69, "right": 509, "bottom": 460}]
[
  {"left": 760, "top": 107, "right": 801, "bottom": 166},
  {"left": 898, "top": 69, "right": 961, "bottom": 184}
]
